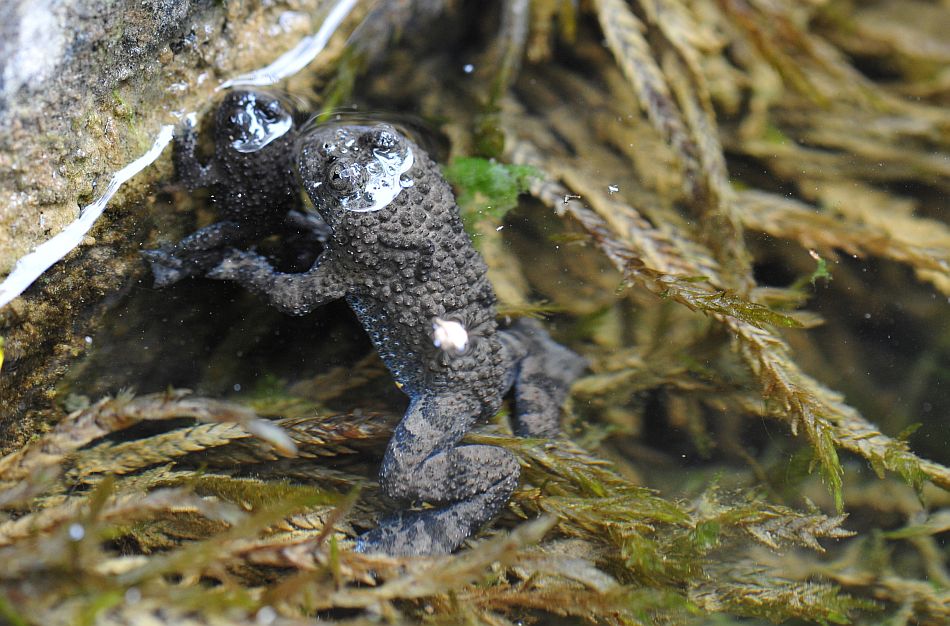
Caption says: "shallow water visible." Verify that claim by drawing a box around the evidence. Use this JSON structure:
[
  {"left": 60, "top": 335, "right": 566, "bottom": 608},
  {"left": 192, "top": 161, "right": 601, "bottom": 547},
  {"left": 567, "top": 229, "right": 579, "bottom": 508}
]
[{"left": 2, "top": 2, "right": 949, "bottom": 625}]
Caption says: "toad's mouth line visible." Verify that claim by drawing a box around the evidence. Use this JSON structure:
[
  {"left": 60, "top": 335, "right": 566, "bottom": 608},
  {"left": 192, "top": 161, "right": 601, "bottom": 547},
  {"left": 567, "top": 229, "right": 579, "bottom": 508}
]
[{"left": 0, "top": 0, "right": 359, "bottom": 309}]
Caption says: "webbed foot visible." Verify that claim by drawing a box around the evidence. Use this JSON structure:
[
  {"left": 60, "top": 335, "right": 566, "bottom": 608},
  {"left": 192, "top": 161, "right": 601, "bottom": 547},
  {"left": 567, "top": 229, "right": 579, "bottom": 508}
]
[
  {"left": 357, "top": 393, "right": 520, "bottom": 556},
  {"left": 354, "top": 515, "right": 459, "bottom": 556},
  {"left": 353, "top": 484, "right": 514, "bottom": 556},
  {"left": 141, "top": 248, "right": 188, "bottom": 288},
  {"left": 206, "top": 249, "right": 261, "bottom": 281},
  {"left": 143, "top": 247, "right": 227, "bottom": 288}
]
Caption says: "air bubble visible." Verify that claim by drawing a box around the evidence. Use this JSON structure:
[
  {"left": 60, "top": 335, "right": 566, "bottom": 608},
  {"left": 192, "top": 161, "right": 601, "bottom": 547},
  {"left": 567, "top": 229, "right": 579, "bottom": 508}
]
[
  {"left": 256, "top": 606, "right": 277, "bottom": 625},
  {"left": 343, "top": 142, "right": 414, "bottom": 213},
  {"left": 68, "top": 523, "right": 85, "bottom": 541},
  {"left": 229, "top": 93, "right": 293, "bottom": 153}
]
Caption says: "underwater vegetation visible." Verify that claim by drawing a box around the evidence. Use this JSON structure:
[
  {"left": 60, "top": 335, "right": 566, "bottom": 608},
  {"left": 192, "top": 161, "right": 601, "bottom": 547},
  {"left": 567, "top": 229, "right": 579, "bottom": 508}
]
[{"left": 0, "top": 0, "right": 948, "bottom": 624}]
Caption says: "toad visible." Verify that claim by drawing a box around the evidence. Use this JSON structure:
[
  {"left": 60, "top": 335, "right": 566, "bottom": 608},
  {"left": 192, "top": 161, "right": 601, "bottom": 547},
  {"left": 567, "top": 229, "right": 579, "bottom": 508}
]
[
  {"left": 207, "top": 121, "right": 586, "bottom": 555},
  {"left": 143, "top": 90, "right": 326, "bottom": 286}
]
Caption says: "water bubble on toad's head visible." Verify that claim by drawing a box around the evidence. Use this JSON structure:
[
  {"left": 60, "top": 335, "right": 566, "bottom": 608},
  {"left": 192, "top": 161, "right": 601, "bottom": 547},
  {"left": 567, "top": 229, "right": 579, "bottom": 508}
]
[
  {"left": 347, "top": 140, "right": 414, "bottom": 212},
  {"left": 297, "top": 110, "right": 447, "bottom": 214},
  {"left": 221, "top": 91, "right": 293, "bottom": 153},
  {"left": 307, "top": 124, "right": 415, "bottom": 213}
]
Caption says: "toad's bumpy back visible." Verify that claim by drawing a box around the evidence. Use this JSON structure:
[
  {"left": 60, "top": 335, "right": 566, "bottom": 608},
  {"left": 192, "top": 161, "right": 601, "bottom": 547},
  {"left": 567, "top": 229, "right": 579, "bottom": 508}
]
[{"left": 318, "top": 135, "right": 508, "bottom": 410}]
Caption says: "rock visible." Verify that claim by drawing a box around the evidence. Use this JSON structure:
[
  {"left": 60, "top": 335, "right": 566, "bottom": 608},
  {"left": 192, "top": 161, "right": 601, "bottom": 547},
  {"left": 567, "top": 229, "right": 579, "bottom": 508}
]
[{"left": 0, "top": 0, "right": 355, "bottom": 453}]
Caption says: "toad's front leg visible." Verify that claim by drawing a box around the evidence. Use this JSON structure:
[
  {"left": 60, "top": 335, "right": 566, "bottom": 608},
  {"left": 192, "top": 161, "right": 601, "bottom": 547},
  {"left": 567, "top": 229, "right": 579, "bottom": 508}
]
[
  {"left": 142, "top": 221, "right": 246, "bottom": 288},
  {"left": 145, "top": 212, "right": 331, "bottom": 288},
  {"left": 208, "top": 249, "right": 348, "bottom": 316},
  {"left": 355, "top": 391, "right": 519, "bottom": 556}
]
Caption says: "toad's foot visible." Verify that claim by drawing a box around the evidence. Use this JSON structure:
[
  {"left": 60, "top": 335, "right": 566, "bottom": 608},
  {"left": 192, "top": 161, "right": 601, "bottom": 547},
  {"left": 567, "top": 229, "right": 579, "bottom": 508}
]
[
  {"left": 354, "top": 393, "right": 519, "bottom": 556},
  {"left": 353, "top": 484, "right": 515, "bottom": 556},
  {"left": 206, "top": 249, "right": 261, "bottom": 281},
  {"left": 143, "top": 248, "right": 226, "bottom": 288},
  {"left": 502, "top": 318, "right": 587, "bottom": 437},
  {"left": 141, "top": 248, "right": 189, "bottom": 288}
]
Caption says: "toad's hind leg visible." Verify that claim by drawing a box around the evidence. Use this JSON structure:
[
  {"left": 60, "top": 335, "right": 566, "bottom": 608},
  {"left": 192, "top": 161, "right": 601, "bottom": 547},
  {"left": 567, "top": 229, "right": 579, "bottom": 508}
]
[
  {"left": 355, "top": 393, "right": 519, "bottom": 556},
  {"left": 502, "top": 319, "right": 587, "bottom": 438}
]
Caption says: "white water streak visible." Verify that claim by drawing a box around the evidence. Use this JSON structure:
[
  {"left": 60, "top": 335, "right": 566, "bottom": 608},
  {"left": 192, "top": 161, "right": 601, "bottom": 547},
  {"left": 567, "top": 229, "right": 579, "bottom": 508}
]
[
  {"left": 0, "top": 126, "right": 175, "bottom": 308},
  {"left": 219, "top": 0, "right": 358, "bottom": 89}
]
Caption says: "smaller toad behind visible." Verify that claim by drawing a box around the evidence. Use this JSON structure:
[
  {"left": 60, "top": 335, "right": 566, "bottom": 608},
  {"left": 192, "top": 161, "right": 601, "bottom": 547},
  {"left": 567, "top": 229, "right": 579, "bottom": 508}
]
[
  {"left": 144, "top": 90, "right": 325, "bottom": 286},
  {"left": 209, "top": 121, "right": 586, "bottom": 555}
]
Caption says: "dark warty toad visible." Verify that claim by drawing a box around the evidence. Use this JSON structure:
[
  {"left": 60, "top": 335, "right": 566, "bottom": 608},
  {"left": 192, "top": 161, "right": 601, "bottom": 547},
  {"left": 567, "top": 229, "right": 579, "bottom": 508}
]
[
  {"left": 196, "top": 118, "right": 587, "bottom": 555},
  {"left": 143, "top": 90, "right": 327, "bottom": 286}
]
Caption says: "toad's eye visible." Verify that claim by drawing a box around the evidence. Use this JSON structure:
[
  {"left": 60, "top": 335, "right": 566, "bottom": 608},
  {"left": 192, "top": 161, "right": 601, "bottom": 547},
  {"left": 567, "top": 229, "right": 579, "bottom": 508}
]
[{"left": 327, "top": 161, "right": 364, "bottom": 193}]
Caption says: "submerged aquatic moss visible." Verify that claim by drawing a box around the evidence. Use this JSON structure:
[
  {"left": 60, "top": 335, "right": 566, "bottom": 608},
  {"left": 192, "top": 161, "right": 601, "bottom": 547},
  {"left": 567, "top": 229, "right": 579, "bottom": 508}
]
[{"left": 0, "top": 393, "right": 878, "bottom": 625}]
